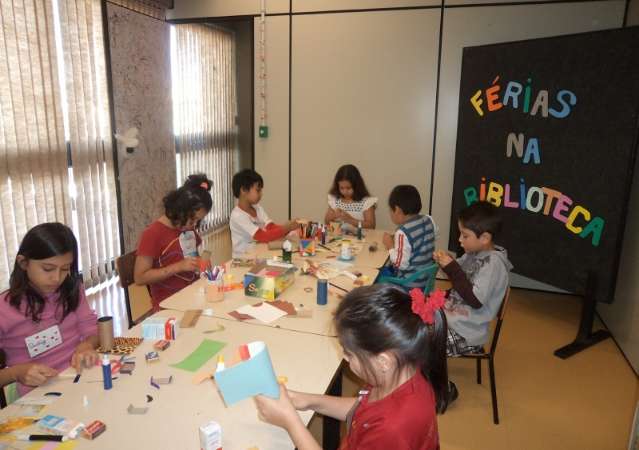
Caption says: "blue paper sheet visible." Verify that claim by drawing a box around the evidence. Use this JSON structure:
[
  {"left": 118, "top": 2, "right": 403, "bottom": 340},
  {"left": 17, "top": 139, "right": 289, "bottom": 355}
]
[{"left": 215, "top": 341, "right": 279, "bottom": 406}]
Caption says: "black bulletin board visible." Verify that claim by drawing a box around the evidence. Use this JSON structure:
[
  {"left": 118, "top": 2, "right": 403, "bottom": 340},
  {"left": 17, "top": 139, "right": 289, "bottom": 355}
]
[{"left": 449, "top": 27, "right": 639, "bottom": 303}]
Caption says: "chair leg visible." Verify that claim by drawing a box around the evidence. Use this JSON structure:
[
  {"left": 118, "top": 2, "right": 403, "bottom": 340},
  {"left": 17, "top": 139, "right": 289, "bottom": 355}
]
[
  {"left": 488, "top": 358, "right": 499, "bottom": 424},
  {"left": 476, "top": 358, "right": 482, "bottom": 384}
]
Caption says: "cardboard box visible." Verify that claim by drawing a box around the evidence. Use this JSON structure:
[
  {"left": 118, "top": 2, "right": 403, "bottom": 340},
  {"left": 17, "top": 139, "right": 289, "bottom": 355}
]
[{"left": 244, "top": 262, "right": 296, "bottom": 301}]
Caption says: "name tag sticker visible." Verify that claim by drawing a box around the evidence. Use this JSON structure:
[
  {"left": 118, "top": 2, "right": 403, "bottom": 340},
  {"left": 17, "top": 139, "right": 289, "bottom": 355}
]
[{"left": 25, "top": 325, "right": 63, "bottom": 358}]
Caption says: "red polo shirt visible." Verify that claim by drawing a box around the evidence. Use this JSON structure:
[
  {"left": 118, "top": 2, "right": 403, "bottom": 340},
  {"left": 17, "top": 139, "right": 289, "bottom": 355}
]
[
  {"left": 339, "top": 371, "right": 439, "bottom": 450},
  {"left": 137, "top": 220, "right": 201, "bottom": 310}
]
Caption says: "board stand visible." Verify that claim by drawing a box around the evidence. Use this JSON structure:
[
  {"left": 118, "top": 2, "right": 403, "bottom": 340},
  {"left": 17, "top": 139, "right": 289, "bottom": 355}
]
[{"left": 554, "top": 272, "right": 611, "bottom": 359}]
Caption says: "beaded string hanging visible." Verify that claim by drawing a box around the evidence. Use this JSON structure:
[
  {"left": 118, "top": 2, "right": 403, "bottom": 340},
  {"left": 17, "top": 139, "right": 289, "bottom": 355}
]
[{"left": 258, "top": 0, "right": 268, "bottom": 138}]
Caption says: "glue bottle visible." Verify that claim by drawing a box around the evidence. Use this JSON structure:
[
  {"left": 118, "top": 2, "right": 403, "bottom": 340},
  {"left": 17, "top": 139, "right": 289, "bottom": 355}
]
[
  {"left": 340, "top": 241, "right": 351, "bottom": 260},
  {"left": 357, "top": 221, "right": 362, "bottom": 240},
  {"left": 282, "top": 239, "right": 292, "bottom": 263},
  {"left": 101, "top": 354, "right": 112, "bottom": 390}
]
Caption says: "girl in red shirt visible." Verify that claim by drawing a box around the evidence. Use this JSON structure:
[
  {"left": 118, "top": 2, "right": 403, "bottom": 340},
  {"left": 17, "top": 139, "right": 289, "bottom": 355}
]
[
  {"left": 135, "top": 174, "right": 213, "bottom": 310},
  {"left": 255, "top": 284, "right": 450, "bottom": 450}
]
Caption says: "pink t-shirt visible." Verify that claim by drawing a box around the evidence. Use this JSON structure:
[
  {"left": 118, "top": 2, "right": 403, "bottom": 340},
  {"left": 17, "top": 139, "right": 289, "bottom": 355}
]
[{"left": 0, "top": 287, "right": 97, "bottom": 395}]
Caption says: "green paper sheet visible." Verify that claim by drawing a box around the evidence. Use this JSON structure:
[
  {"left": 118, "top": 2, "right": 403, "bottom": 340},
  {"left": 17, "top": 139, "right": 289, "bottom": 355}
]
[{"left": 170, "top": 339, "right": 226, "bottom": 372}]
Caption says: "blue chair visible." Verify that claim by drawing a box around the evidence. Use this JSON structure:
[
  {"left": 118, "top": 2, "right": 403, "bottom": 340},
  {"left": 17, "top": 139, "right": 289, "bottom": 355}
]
[{"left": 377, "top": 262, "right": 439, "bottom": 293}]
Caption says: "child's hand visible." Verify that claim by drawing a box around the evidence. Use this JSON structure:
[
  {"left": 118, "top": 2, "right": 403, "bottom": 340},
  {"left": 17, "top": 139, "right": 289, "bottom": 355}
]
[
  {"left": 285, "top": 220, "right": 300, "bottom": 233},
  {"left": 325, "top": 208, "right": 337, "bottom": 222},
  {"left": 13, "top": 363, "right": 58, "bottom": 387},
  {"left": 254, "top": 384, "right": 300, "bottom": 430},
  {"left": 334, "top": 209, "right": 349, "bottom": 221},
  {"left": 433, "top": 250, "right": 453, "bottom": 267},
  {"left": 382, "top": 232, "right": 394, "bottom": 250},
  {"left": 71, "top": 341, "right": 99, "bottom": 372},
  {"left": 176, "top": 257, "right": 199, "bottom": 273},
  {"left": 287, "top": 390, "right": 311, "bottom": 411}
]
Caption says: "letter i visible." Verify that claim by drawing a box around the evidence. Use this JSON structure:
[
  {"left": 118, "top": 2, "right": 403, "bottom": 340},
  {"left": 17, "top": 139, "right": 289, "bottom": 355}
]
[
  {"left": 523, "top": 78, "right": 532, "bottom": 114},
  {"left": 480, "top": 177, "right": 486, "bottom": 201},
  {"left": 519, "top": 178, "right": 526, "bottom": 209}
]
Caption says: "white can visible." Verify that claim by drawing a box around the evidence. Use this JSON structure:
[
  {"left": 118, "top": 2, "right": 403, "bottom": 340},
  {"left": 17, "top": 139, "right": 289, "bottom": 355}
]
[
  {"left": 340, "top": 242, "right": 351, "bottom": 260},
  {"left": 199, "top": 421, "right": 222, "bottom": 450}
]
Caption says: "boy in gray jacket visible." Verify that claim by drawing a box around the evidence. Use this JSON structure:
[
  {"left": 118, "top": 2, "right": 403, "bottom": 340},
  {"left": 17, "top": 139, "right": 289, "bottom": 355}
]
[{"left": 434, "top": 201, "right": 512, "bottom": 402}]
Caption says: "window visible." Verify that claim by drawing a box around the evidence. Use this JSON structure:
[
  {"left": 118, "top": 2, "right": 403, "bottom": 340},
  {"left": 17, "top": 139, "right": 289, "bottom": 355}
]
[
  {"left": 0, "top": 0, "right": 119, "bottom": 289},
  {"left": 170, "top": 24, "right": 239, "bottom": 233}
]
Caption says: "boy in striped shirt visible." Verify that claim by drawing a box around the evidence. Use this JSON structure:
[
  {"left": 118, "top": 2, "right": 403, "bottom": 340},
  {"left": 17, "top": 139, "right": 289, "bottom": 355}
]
[{"left": 382, "top": 185, "right": 437, "bottom": 290}]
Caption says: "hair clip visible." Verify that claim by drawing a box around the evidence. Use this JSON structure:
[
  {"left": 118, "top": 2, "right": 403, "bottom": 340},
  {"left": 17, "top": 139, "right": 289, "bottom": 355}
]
[
  {"left": 200, "top": 182, "right": 209, "bottom": 190},
  {"left": 410, "top": 289, "right": 445, "bottom": 325}
]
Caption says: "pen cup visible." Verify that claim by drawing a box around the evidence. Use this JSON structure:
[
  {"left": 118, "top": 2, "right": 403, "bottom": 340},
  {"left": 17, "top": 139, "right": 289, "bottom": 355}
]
[
  {"left": 299, "top": 239, "right": 316, "bottom": 256},
  {"left": 97, "top": 316, "right": 114, "bottom": 352},
  {"left": 206, "top": 279, "right": 224, "bottom": 303}
]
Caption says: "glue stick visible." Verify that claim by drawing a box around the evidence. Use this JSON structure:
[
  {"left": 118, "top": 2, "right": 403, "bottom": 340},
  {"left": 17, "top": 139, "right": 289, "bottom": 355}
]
[{"left": 101, "top": 354, "right": 112, "bottom": 390}]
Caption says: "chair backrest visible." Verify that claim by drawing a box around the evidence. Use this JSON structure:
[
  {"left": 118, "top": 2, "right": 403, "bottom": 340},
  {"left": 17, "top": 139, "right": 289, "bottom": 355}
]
[
  {"left": 488, "top": 287, "right": 511, "bottom": 355},
  {"left": 116, "top": 252, "right": 136, "bottom": 288},
  {"left": 115, "top": 251, "right": 153, "bottom": 327},
  {"left": 377, "top": 262, "right": 439, "bottom": 293}
]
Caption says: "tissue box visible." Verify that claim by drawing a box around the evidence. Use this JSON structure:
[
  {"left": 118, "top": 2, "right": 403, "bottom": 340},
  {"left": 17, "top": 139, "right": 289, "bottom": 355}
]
[{"left": 244, "top": 262, "right": 295, "bottom": 301}]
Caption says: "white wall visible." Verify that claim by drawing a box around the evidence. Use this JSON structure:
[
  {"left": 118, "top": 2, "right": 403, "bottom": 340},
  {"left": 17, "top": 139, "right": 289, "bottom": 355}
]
[
  {"left": 596, "top": 2, "right": 639, "bottom": 374},
  {"left": 253, "top": 16, "right": 290, "bottom": 223},
  {"left": 290, "top": 9, "right": 440, "bottom": 229}
]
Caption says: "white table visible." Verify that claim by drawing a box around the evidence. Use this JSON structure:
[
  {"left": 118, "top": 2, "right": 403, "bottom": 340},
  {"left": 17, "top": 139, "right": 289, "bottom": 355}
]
[
  {"left": 160, "top": 262, "right": 378, "bottom": 337},
  {"left": 0, "top": 311, "right": 343, "bottom": 449}
]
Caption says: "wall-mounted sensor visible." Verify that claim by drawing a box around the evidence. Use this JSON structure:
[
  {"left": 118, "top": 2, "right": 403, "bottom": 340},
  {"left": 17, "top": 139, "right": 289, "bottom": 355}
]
[{"left": 114, "top": 127, "right": 139, "bottom": 154}]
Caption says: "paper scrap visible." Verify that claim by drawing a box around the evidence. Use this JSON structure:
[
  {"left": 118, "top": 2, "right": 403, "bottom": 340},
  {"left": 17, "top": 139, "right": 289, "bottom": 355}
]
[
  {"left": 269, "top": 300, "right": 296, "bottom": 315},
  {"left": 180, "top": 309, "right": 202, "bottom": 328},
  {"left": 192, "top": 372, "right": 214, "bottom": 385},
  {"left": 151, "top": 375, "right": 173, "bottom": 385},
  {"left": 26, "top": 442, "right": 77, "bottom": 450},
  {"left": 0, "top": 417, "right": 38, "bottom": 433},
  {"left": 228, "top": 310, "right": 253, "bottom": 321},
  {"left": 127, "top": 404, "right": 149, "bottom": 415},
  {"left": 235, "top": 302, "right": 287, "bottom": 324},
  {"left": 202, "top": 324, "right": 225, "bottom": 334},
  {"left": 170, "top": 339, "right": 226, "bottom": 372}
]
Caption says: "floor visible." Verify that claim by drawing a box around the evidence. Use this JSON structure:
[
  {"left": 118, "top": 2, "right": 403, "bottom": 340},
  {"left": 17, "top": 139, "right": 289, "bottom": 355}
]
[{"left": 438, "top": 286, "right": 637, "bottom": 450}]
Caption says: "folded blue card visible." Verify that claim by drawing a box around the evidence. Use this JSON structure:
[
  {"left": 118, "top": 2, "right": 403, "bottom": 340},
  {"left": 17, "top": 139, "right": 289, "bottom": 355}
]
[{"left": 215, "top": 341, "right": 279, "bottom": 406}]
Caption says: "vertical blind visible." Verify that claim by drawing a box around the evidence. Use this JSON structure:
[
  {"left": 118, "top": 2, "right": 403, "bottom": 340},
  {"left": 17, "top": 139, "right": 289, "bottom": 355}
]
[
  {"left": 0, "top": 0, "right": 119, "bottom": 289},
  {"left": 57, "top": 0, "right": 119, "bottom": 286},
  {"left": 171, "top": 24, "right": 238, "bottom": 233},
  {"left": 0, "top": 0, "right": 71, "bottom": 286}
]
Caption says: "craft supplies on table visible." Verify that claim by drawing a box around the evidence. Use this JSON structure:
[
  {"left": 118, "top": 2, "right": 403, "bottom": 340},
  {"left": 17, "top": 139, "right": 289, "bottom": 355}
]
[{"left": 244, "top": 262, "right": 295, "bottom": 301}]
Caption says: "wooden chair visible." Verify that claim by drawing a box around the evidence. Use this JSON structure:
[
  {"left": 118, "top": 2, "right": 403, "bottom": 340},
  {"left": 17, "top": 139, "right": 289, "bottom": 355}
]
[
  {"left": 459, "top": 287, "right": 511, "bottom": 424},
  {"left": 115, "top": 251, "right": 154, "bottom": 328}
]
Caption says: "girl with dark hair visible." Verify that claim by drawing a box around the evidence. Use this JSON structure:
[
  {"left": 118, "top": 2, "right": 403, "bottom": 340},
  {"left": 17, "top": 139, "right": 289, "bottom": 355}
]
[
  {"left": 135, "top": 174, "right": 214, "bottom": 310},
  {"left": 0, "top": 223, "right": 98, "bottom": 395},
  {"left": 325, "top": 164, "right": 377, "bottom": 230},
  {"left": 255, "top": 284, "right": 449, "bottom": 450}
]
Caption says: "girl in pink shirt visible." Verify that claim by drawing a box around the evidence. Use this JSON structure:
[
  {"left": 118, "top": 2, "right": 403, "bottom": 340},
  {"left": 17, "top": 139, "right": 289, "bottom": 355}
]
[{"left": 0, "top": 223, "right": 98, "bottom": 395}]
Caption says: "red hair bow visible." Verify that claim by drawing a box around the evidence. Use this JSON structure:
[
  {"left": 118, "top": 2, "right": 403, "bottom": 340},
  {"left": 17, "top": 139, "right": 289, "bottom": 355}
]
[
  {"left": 200, "top": 182, "right": 209, "bottom": 190},
  {"left": 410, "top": 288, "right": 445, "bottom": 325}
]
